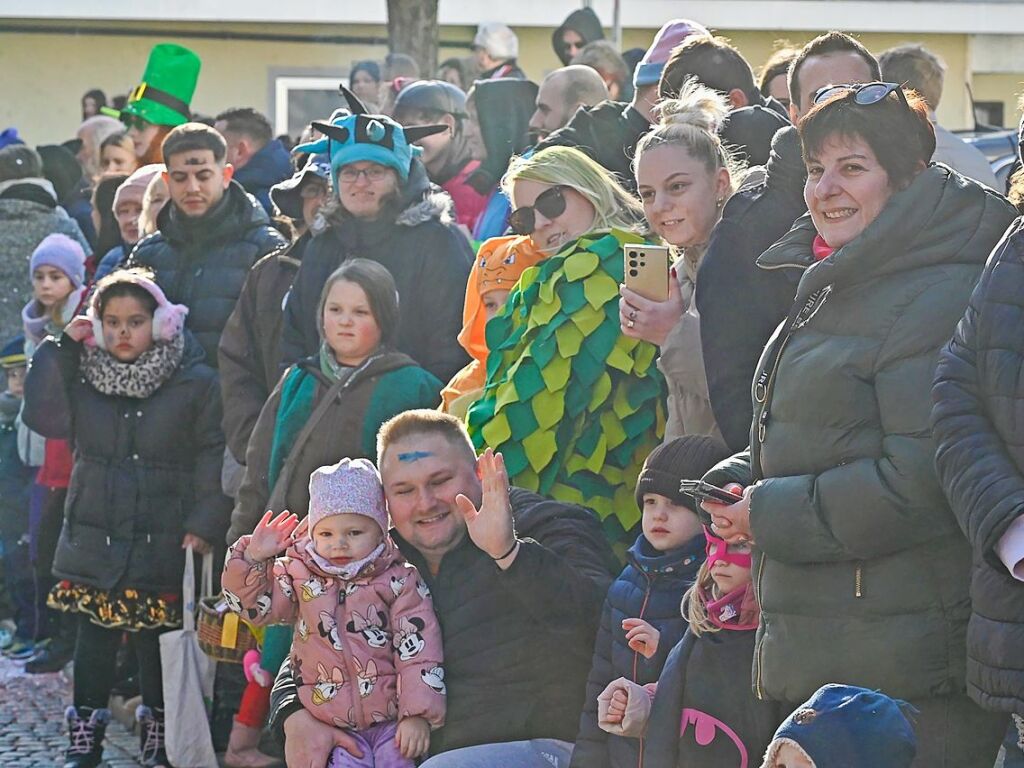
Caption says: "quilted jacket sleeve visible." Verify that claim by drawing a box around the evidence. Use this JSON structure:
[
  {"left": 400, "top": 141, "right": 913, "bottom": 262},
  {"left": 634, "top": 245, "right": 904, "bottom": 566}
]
[{"left": 933, "top": 222, "right": 1024, "bottom": 568}]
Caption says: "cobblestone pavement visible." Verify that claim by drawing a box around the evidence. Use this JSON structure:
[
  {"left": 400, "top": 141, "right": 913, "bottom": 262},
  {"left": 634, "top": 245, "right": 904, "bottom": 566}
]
[{"left": 0, "top": 654, "right": 143, "bottom": 767}]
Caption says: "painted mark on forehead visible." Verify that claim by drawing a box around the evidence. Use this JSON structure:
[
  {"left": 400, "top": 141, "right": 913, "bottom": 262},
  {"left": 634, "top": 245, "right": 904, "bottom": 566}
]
[{"left": 397, "top": 451, "right": 433, "bottom": 463}]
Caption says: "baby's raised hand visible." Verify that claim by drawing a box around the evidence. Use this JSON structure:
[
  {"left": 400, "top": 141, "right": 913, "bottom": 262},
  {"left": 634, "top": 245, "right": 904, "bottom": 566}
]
[
  {"left": 623, "top": 618, "right": 660, "bottom": 659},
  {"left": 246, "top": 510, "right": 300, "bottom": 562},
  {"left": 395, "top": 716, "right": 430, "bottom": 759}
]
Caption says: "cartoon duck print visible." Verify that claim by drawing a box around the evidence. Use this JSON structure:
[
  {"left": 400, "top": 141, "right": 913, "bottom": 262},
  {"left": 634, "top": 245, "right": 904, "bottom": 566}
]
[
  {"left": 354, "top": 658, "right": 378, "bottom": 698},
  {"left": 301, "top": 575, "right": 328, "bottom": 602},
  {"left": 311, "top": 662, "right": 346, "bottom": 706}
]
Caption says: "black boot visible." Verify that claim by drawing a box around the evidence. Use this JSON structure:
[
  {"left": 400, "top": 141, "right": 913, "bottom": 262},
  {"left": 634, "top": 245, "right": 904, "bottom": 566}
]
[
  {"left": 137, "top": 704, "right": 173, "bottom": 767},
  {"left": 62, "top": 706, "right": 110, "bottom": 768}
]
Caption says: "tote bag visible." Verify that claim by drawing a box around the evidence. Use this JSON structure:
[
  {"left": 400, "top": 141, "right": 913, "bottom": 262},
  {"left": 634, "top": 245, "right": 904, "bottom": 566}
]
[{"left": 159, "top": 545, "right": 219, "bottom": 767}]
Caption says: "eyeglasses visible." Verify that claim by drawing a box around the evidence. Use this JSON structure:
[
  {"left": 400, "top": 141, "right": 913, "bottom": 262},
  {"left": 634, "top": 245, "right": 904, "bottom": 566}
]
[
  {"left": 337, "top": 166, "right": 390, "bottom": 183},
  {"left": 509, "top": 185, "right": 569, "bottom": 235},
  {"left": 300, "top": 181, "right": 329, "bottom": 199},
  {"left": 812, "top": 81, "right": 909, "bottom": 109}
]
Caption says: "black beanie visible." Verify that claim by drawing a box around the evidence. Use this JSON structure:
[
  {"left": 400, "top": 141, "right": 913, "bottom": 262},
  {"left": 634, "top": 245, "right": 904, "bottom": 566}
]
[{"left": 635, "top": 436, "right": 731, "bottom": 511}]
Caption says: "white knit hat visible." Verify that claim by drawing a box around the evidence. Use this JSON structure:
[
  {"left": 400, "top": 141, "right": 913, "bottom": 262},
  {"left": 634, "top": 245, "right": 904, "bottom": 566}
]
[{"left": 474, "top": 22, "right": 519, "bottom": 60}]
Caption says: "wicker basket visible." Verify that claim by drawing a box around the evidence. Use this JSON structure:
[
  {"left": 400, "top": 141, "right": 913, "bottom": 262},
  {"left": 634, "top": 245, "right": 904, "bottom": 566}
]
[{"left": 197, "top": 596, "right": 259, "bottom": 663}]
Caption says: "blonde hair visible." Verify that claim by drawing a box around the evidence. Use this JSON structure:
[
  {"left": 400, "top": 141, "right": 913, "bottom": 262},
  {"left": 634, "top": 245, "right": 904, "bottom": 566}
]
[
  {"left": 1010, "top": 94, "right": 1024, "bottom": 213},
  {"left": 634, "top": 78, "right": 744, "bottom": 192},
  {"left": 376, "top": 409, "right": 477, "bottom": 467},
  {"left": 501, "top": 145, "right": 643, "bottom": 232},
  {"left": 684, "top": 559, "right": 725, "bottom": 637},
  {"left": 138, "top": 174, "right": 168, "bottom": 236}
]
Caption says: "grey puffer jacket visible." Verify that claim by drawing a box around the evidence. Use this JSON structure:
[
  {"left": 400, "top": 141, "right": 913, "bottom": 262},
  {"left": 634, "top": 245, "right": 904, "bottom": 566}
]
[
  {"left": 0, "top": 180, "right": 91, "bottom": 341},
  {"left": 932, "top": 214, "right": 1024, "bottom": 714},
  {"left": 706, "top": 166, "right": 1017, "bottom": 704}
]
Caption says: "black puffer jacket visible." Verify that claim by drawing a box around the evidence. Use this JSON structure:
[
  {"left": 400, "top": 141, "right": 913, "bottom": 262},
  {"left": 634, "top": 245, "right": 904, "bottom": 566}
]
[
  {"left": 129, "top": 181, "right": 287, "bottom": 368},
  {"left": 932, "top": 214, "right": 1024, "bottom": 714},
  {"left": 695, "top": 126, "right": 806, "bottom": 452},
  {"left": 22, "top": 334, "right": 230, "bottom": 591},
  {"left": 278, "top": 161, "right": 473, "bottom": 383},
  {"left": 269, "top": 488, "right": 620, "bottom": 755},
  {"left": 570, "top": 533, "right": 705, "bottom": 768},
  {"left": 536, "top": 101, "right": 651, "bottom": 193}
]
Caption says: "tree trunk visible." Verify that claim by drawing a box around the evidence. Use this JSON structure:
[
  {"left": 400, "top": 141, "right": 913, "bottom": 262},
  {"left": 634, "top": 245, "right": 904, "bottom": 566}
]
[{"left": 387, "top": 0, "right": 439, "bottom": 79}]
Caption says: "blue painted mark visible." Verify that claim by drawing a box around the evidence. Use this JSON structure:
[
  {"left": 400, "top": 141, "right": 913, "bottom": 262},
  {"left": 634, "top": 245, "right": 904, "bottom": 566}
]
[{"left": 397, "top": 451, "right": 432, "bottom": 463}]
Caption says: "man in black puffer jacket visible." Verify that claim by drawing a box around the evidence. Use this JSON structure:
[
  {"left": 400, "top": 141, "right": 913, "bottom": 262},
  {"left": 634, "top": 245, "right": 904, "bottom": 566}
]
[
  {"left": 129, "top": 123, "right": 286, "bottom": 368},
  {"left": 270, "top": 411, "right": 619, "bottom": 768},
  {"left": 932, "top": 212, "right": 1024, "bottom": 729}
]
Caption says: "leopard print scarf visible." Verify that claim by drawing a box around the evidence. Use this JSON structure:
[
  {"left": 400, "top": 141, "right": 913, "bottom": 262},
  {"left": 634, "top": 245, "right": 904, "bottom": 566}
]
[{"left": 81, "top": 334, "right": 186, "bottom": 399}]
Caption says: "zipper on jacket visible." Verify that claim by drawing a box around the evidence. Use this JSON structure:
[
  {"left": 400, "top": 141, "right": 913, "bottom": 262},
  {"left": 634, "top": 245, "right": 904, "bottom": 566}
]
[
  {"left": 753, "top": 552, "right": 767, "bottom": 700},
  {"left": 854, "top": 563, "right": 863, "bottom": 598}
]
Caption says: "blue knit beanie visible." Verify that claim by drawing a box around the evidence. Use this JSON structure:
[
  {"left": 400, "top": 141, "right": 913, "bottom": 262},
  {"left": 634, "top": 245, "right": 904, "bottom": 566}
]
[
  {"left": 29, "top": 234, "right": 86, "bottom": 289},
  {"left": 762, "top": 685, "right": 917, "bottom": 768}
]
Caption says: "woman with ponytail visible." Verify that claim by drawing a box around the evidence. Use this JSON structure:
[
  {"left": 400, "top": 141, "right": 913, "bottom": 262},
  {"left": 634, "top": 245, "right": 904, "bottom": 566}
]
[{"left": 622, "top": 80, "right": 744, "bottom": 445}]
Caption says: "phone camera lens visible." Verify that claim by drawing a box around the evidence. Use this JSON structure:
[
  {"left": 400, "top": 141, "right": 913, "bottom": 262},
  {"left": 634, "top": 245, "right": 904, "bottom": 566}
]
[
  {"left": 628, "top": 269, "right": 638, "bottom": 277},
  {"left": 628, "top": 259, "right": 637, "bottom": 267}
]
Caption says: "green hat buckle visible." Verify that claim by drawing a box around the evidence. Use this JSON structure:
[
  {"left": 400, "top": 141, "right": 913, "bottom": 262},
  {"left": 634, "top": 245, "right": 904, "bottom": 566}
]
[{"left": 103, "top": 43, "right": 201, "bottom": 128}]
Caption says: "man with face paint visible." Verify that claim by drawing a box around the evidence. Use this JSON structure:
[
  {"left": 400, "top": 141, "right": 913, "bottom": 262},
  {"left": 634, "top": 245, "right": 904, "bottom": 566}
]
[
  {"left": 269, "top": 410, "right": 620, "bottom": 768},
  {"left": 128, "top": 123, "right": 286, "bottom": 368}
]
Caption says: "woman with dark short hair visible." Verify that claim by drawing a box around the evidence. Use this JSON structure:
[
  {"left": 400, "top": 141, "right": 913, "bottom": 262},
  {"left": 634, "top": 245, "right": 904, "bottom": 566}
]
[{"left": 702, "top": 84, "right": 1017, "bottom": 767}]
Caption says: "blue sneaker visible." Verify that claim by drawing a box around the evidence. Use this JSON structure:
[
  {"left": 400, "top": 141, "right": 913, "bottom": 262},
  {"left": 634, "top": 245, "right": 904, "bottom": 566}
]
[{"left": 3, "top": 639, "right": 36, "bottom": 659}]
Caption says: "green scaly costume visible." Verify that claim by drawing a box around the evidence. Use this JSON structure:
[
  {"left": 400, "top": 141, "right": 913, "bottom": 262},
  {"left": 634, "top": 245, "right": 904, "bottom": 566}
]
[{"left": 467, "top": 229, "right": 665, "bottom": 541}]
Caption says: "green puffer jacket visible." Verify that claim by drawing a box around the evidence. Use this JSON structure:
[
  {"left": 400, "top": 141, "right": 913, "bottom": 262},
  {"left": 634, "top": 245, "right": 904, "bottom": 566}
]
[{"left": 706, "top": 166, "right": 1017, "bottom": 704}]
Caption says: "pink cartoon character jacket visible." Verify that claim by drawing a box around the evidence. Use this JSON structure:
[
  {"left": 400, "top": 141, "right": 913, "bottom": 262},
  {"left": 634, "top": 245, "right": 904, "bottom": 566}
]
[{"left": 222, "top": 459, "right": 445, "bottom": 736}]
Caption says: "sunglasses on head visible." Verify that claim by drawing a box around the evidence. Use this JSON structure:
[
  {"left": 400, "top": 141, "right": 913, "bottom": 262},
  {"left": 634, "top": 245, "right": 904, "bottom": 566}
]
[
  {"left": 509, "top": 185, "right": 569, "bottom": 236},
  {"left": 812, "top": 81, "right": 909, "bottom": 108}
]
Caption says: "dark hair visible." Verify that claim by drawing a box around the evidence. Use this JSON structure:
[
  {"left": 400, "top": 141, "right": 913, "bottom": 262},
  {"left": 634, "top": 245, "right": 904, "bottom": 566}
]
[
  {"left": 317, "top": 258, "right": 400, "bottom": 348},
  {"left": 100, "top": 131, "right": 132, "bottom": 153},
  {"left": 92, "top": 173, "right": 130, "bottom": 256},
  {"left": 759, "top": 46, "right": 798, "bottom": 97},
  {"left": 161, "top": 122, "right": 228, "bottom": 164},
  {"left": 351, "top": 60, "right": 382, "bottom": 84},
  {"left": 214, "top": 107, "right": 273, "bottom": 146},
  {"left": 660, "top": 35, "right": 758, "bottom": 104},
  {"left": 0, "top": 145, "right": 43, "bottom": 182},
  {"left": 789, "top": 32, "right": 880, "bottom": 111},
  {"left": 94, "top": 269, "right": 159, "bottom": 318},
  {"left": 799, "top": 86, "right": 936, "bottom": 190},
  {"left": 437, "top": 58, "right": 471, "bottom": 91},
  {"left": 82, "top": 89, "right": 107, "bottom": 108}
]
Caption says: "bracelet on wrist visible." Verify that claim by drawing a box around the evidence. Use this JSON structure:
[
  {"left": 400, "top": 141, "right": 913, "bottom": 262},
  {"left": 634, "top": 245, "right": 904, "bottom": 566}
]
[{"left": 491, "top": 539, "right": 520, "bottom": 561}]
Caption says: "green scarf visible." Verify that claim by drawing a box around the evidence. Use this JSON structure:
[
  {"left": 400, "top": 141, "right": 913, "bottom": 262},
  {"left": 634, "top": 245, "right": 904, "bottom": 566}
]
[
  {"left": 467, "top": 229, "right": 666, "bottom": 539},
  {"left": 267, "top": 367, "right": 318, "bottom": 493}
]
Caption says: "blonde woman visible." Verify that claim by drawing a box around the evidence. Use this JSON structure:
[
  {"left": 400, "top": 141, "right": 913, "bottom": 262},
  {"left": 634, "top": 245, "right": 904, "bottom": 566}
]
[
  {"left": 137, "top": 173, "right": 169, "bottom": 238},
  {"left": 466, "top": 145, "right": 664, "bottom": 538},
  {"left": 622, "top": 80, "right": 743, "bottom": 445}
]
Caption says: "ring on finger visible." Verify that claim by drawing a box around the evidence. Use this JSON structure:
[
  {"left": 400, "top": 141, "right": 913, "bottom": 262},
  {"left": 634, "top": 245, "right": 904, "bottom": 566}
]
[
  {"left": 629, "top": 309, "right": 637, "bottom": 321},
  {"left": 627, "top": 319, "right": 635, "bottom": 329}
]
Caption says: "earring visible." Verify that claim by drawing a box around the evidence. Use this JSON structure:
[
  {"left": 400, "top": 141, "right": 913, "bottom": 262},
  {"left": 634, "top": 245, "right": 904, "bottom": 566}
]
[{"left": 716, "top": 197, "right": 724, "bottom": 208}]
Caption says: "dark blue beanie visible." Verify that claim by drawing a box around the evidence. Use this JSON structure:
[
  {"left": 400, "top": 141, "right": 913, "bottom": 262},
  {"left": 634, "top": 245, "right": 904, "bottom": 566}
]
[{"left": 766, "top": 685, "right": 916, "bottom": 767}]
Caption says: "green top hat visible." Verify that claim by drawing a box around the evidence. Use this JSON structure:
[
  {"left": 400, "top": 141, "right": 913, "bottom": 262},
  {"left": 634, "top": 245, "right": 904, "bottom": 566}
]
[{"left": 104, "top": 43, "right": 201, "bottom": 127}]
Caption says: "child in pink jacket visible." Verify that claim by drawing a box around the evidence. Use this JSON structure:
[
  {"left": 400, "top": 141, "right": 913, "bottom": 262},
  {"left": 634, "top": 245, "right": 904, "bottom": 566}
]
[{"left": 223, "top": 457, "right": 445, "bottom": 766}]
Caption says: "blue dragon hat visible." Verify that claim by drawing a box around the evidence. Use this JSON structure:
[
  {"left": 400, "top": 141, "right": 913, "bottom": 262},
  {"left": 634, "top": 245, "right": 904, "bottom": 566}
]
[{"left": 294, "top": 85, "right": 447, "bottom": 184}]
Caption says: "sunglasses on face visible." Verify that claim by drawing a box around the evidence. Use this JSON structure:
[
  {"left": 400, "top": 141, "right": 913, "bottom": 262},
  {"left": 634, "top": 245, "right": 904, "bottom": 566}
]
[
  {"left": 122, "top": 114, "right": 151, "bottom": 132},
  {"left": 812, "top": 81, "right": 909, "bottom": 109},
  {"left": 509, "top": 185, "right": 569, "bottom": 235}
]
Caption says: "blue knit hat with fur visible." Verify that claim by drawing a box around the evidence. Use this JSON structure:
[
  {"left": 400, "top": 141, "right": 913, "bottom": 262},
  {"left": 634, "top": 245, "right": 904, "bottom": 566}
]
[{"left": 762, "top": 685, "right": 917, "bottom": 768}]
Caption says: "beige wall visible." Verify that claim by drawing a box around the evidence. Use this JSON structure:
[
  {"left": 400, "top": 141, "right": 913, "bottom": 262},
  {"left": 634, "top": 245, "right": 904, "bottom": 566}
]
[
  {"left": 972, "top": 72, "right": 1024, "bottom": 128},
  {"left": 2, "top": 19, "right": 1021, "bottom": 146}
]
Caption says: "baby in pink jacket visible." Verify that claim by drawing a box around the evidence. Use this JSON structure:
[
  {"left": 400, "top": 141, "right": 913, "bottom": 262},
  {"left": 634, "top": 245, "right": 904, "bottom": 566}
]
[{"left": 223, "top": 457, "right": 445, "bottom": 766}]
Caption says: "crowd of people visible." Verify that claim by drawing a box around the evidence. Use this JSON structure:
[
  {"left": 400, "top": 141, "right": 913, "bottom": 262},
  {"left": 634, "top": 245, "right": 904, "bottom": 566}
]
[{"left": 0, "top": 9, "right": 1023, "bottom": 768}]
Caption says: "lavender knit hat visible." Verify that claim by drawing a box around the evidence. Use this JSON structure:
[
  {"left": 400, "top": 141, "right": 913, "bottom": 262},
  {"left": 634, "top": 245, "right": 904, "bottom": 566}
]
[
  {"left": 308, "top": 458, "right": 389, "bottom": 534},
  {"left": 29, "top": 233, "right": 86, "bottom": 289}
]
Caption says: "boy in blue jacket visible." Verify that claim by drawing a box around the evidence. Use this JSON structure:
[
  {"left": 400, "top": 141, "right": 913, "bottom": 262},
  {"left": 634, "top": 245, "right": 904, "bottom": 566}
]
[{"left": 570, "top": 436, "right": 730, "bottom": 768}]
